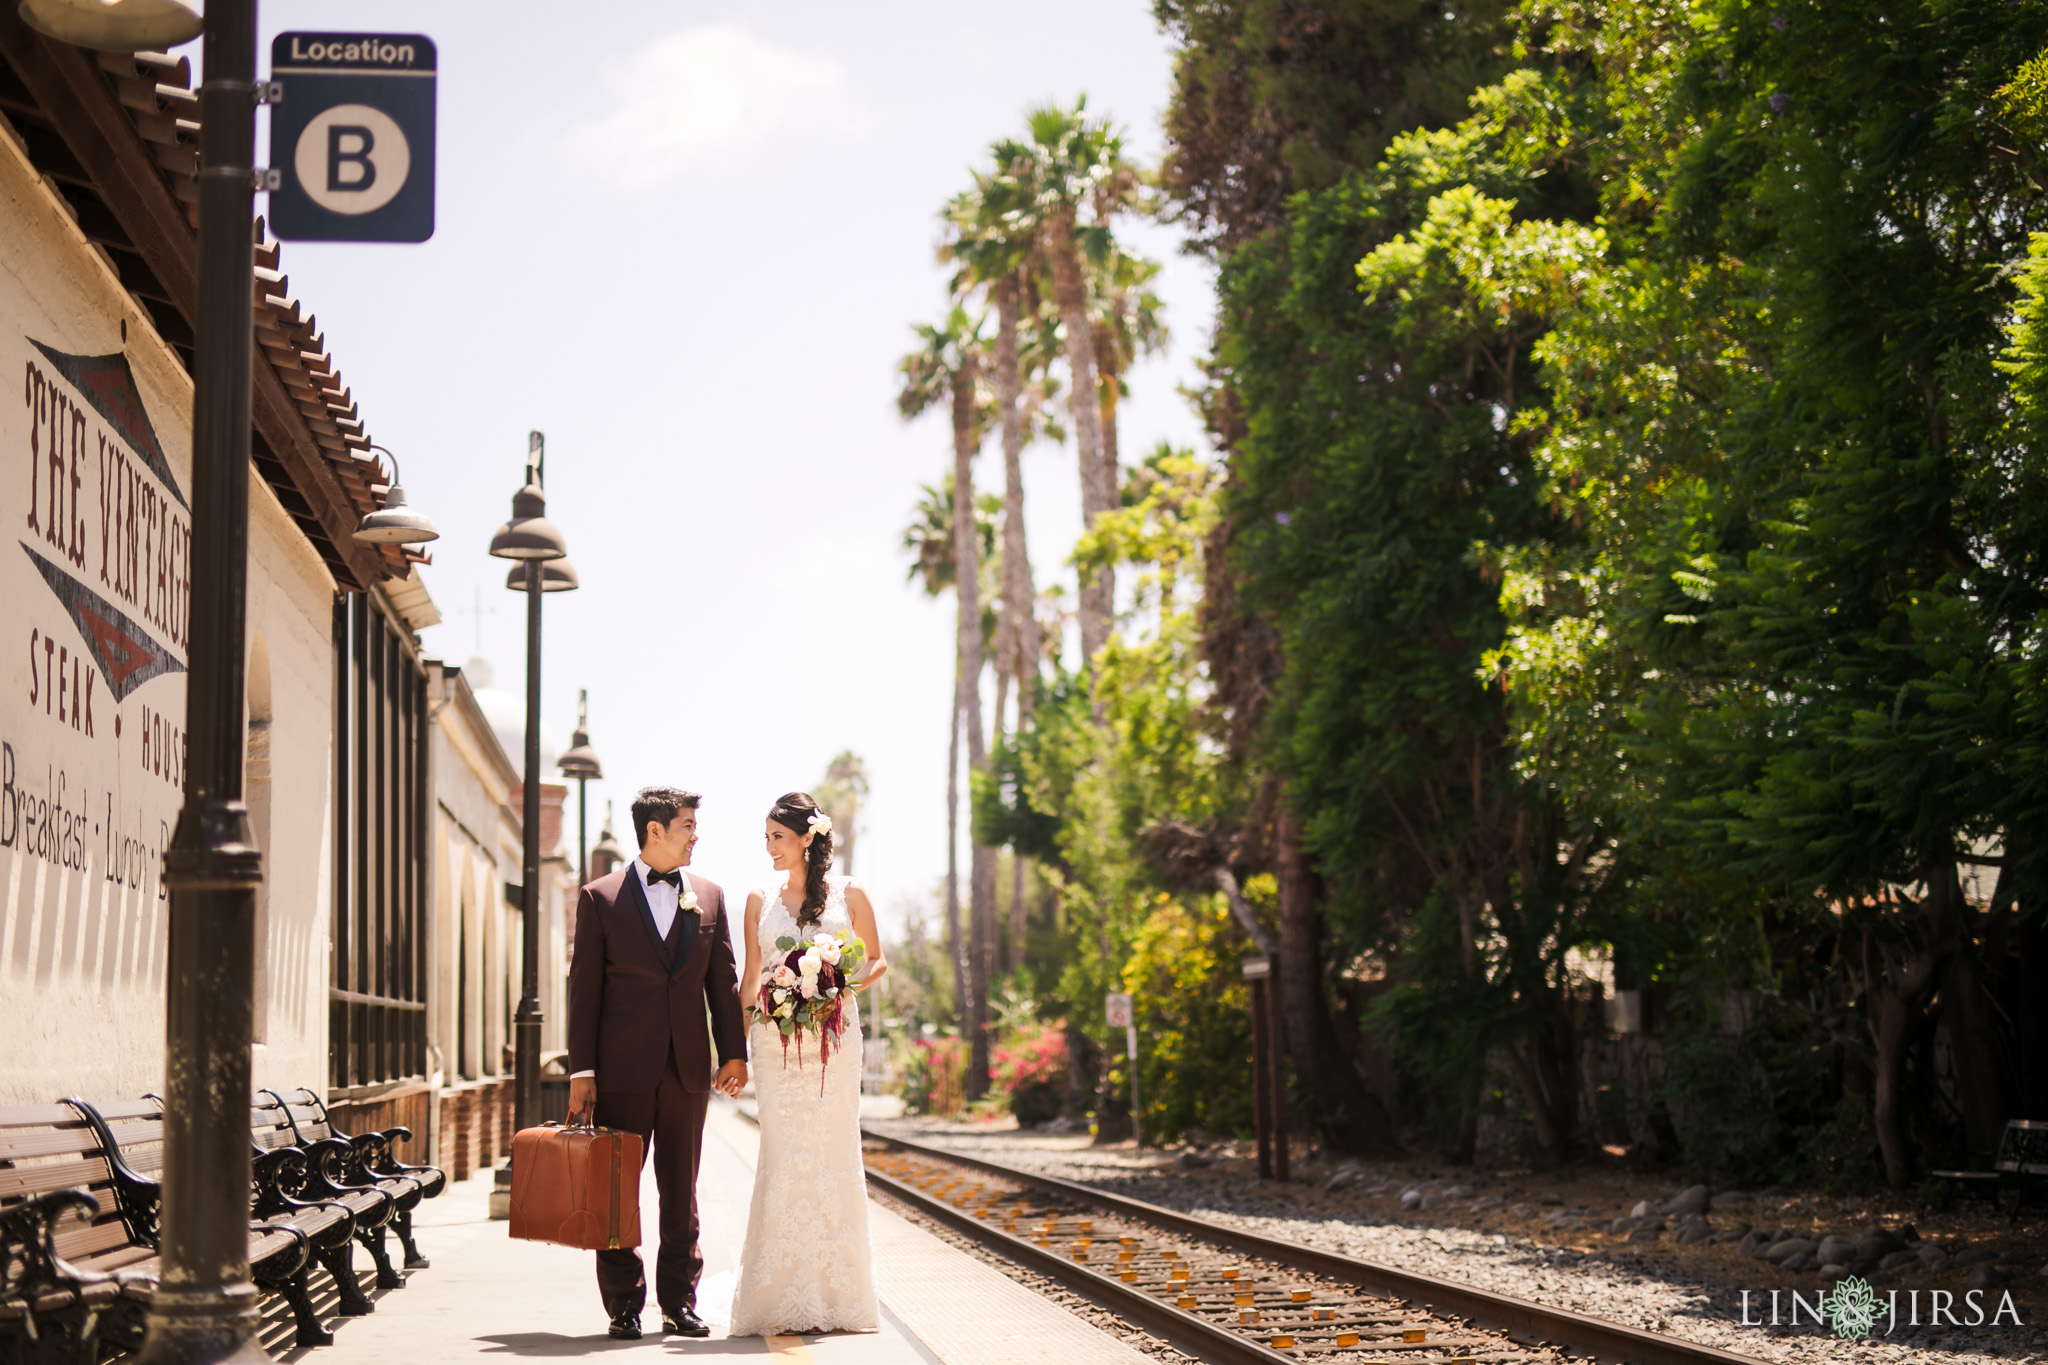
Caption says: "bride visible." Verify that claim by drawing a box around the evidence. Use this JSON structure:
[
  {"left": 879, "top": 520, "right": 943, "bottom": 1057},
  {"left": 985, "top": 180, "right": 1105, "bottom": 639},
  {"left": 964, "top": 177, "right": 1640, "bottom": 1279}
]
[{"left": 728, "top": 792, "right": 888, "bottom": 1337}]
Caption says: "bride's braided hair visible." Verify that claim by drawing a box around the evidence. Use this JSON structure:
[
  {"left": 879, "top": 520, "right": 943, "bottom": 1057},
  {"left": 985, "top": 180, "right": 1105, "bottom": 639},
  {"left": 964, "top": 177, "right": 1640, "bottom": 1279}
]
[{"left": 768, "top": 792, "right": 834, "bottom": 928}]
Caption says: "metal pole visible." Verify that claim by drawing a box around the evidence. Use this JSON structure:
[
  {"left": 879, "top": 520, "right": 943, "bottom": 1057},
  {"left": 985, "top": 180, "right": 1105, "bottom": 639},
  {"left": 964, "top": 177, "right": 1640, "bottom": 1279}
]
[
  {"left": 1266, "top": 961, "right": 1289, "bottom": 1182},
  {"left": 513, "top": 559, "right": 543, "bottom": 1132},
  {"left": 1248, "top": 974, "right": 1272, "bottom": 1179},
  {"left": 576, "top": 776, "right": 588, "bottom": 888},
  {"left": 1127, "top": 1022, "right": 1140, "bottom": 1151},
  {"left": 143, "top": 0, "right": 267, "bottom": 1359}
]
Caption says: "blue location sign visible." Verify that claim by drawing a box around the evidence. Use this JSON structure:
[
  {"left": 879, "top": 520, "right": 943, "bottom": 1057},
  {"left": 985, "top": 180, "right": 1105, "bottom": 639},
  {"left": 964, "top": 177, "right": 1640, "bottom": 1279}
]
[{"left": 269, "top": 33, "right": 436, "bottom": 243}]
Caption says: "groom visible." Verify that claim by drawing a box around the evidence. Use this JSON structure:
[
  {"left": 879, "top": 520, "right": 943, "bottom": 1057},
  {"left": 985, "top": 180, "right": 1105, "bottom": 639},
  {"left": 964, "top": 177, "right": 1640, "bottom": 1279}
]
[{"left": 566, "top": 786, "right": 748, "bottom": 1340}]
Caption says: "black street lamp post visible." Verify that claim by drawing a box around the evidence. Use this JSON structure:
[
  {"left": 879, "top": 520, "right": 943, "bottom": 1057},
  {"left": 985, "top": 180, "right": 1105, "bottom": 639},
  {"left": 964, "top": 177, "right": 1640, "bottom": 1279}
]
[
  {"left": 559, "top": 690, "right": 603, "bottom": 889},
  {"left": 139, "top": 2, "right": 267, "bottom": 1358},
  {"left": 490, "top": 433, "right": 574, "bottom": 1134}
]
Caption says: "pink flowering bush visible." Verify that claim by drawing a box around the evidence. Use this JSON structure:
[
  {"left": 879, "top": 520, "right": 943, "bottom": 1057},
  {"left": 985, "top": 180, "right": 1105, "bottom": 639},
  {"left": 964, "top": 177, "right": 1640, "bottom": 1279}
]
[
  {"left": 902, "top": 1036, "right": 967, "bottom": 1117},
  {"left": 993, "top": 1025, "right": 1069, "bottom": 1127}
]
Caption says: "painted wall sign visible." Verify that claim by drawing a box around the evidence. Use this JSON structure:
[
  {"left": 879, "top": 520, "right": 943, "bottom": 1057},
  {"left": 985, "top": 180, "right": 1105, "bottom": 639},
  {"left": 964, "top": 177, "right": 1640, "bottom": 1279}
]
[
  {"left": 268, "top": 32, "right": 437, "bottom": 243},
  {"left": 6, "top": 329, "right": 190, "bottom": 1000}
]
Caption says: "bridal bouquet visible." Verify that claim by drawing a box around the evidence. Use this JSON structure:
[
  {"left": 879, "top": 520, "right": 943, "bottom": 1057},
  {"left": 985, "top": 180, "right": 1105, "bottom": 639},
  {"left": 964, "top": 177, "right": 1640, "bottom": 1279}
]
[{"left": 748, "top": 928, "right": 867, "bottom": 1087}]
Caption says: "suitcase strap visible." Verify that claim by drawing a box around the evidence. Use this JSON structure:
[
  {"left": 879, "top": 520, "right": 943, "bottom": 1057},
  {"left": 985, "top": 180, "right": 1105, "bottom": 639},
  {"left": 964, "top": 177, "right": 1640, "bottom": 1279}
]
[{"left": 608, "top": 1136, "right": 623, "bottom": 1250}]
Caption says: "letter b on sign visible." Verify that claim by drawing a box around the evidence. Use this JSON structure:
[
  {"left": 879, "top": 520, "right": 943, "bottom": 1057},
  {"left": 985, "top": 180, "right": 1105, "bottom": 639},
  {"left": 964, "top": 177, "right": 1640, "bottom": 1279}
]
[
  {"left": 296, "top": 105, "right": 408, "bottom": 215},
  {"left": 328, "top": 125, "right": 375, "bottom": 191}
]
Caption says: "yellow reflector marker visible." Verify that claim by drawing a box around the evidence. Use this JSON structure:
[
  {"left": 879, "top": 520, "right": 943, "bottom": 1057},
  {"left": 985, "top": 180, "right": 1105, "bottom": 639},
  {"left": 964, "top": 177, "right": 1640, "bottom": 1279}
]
[
  {"left": 1335, "top": 1333, "right": 1360, "bottom": 1347},
  {"left": 1271, "top": 1336, "right": 1296, "bottom": 1348},
  {"left": 1312, "top": 1309, "right": 1334, "bottom": 1321},
  {"left": 1291, "top": 1290, "right": 1311, "bottom": 1303},
  {"left": 1238, "top": 1309, "right": 1260, "bottom": 1324},
  {"left": 1120, "top": 1271, "right": 1138, "bottom": 1283},
  {"left": 1177, "top": 1295, "right": 1198, "bottom": 1309},
  {"left": 1403, "top": 1328, "right": 1426, "bottom": 1343}
]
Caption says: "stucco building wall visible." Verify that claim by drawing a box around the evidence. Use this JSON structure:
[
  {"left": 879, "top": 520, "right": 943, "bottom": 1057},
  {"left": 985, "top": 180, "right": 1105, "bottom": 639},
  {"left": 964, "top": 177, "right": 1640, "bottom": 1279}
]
[{"left": 0, "top": 118, "right": 337, "bottom": 1103}]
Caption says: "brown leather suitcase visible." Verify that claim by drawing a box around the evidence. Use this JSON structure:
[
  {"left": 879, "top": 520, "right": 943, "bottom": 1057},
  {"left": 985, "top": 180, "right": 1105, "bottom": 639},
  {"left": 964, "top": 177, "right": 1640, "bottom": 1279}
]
[{"left": 507, "top": 1119, "right": 643, "bottom": 1250}]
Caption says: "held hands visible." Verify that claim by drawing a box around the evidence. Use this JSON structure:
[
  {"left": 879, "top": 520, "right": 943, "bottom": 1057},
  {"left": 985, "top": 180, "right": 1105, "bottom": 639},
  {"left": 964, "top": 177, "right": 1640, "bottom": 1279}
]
[{"left": 567, "top": 1066, "right": 743, "bottom": 1113}]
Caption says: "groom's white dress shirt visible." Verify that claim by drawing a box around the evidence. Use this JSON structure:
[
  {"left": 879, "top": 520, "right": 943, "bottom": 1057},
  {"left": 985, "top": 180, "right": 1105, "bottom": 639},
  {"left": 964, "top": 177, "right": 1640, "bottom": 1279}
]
[
  {"left": 637, "top": 856, "right": 685, "bottom": 939},
  {"left": 569, "top": 857, "right": 687, "bottom": 1081}
]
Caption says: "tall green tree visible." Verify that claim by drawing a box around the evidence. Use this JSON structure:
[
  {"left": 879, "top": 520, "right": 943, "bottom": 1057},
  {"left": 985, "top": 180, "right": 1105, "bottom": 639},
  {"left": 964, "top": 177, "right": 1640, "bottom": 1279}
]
[
  {"left": 1154, "top": 0, "right": 1517, "bottom": 251},
  {"left": 1492, "top": 0, "right": 2048, "bottom": 1182}
]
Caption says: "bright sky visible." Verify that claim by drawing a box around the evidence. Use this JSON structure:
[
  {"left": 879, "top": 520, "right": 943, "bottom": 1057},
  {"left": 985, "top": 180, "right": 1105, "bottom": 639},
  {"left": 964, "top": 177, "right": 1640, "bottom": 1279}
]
[{"left": 246, "top": 0, "right": 1214, "bottom": 932}]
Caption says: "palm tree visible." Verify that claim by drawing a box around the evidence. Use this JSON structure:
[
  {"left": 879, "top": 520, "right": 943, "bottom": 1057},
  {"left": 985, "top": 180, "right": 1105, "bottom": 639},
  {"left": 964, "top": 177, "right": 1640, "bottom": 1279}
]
[
  {"left": 1089, "top": 245, "right": 1168, "bottom": 508},
  {"left": 1021, "top": 97, "right": 1142, "bottom": 671},
  {"left": 898, "top": 476, "right": 997, "bottom": 1047},
  {"left": 898, "top": 311, "right": 1002, "bottom": 1097},
  {"left": 946, "top": 154, "right": 1052, "bottom": 975},
  {"left": 946, "top": 154, "right": 1042, "bottom": 739},
  {"left": 814, "top": 750, "right": 869, "bottom": 875}
]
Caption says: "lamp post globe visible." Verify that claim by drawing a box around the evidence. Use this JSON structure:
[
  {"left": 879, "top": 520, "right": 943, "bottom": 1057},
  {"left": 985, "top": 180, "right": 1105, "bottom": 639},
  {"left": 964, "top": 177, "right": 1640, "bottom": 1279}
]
[
  {"left": 353, "top": 446, "right": 440, "bottom": 545},
  {"left": 505, "top": 560, "right": 579, "bottom": 592},
  {"left": 18, "top": 0, "right": 203, "bottom": 49},
  {"left": 488, "top": 478, "right": 568, "bottom": 562},
  {"left": 559, "top": 691, "right": 603, "bottom": 889},
  {"left": 590, "top": 803, "right": 624, "bottom": 880}
]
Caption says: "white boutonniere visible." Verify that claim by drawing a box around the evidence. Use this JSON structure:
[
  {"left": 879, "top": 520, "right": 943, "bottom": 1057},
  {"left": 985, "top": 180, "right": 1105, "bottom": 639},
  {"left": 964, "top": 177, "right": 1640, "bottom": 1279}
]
[{"left": 680, "top": 890, "right": 699, "bottom": 912}]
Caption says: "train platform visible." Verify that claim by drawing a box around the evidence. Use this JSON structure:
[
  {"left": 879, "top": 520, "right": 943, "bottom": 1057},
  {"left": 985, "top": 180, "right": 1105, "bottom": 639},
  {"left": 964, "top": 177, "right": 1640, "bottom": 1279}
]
[{"left": 284, "top": 1097, "right": 1154, "bottom": 1364}]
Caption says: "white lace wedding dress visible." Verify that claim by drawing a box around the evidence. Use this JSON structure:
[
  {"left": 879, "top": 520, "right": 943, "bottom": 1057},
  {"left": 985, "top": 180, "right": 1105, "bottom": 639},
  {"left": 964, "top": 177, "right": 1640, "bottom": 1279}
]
[{"left": 728, "top": 875, "right": 880, "bottom": 1337}]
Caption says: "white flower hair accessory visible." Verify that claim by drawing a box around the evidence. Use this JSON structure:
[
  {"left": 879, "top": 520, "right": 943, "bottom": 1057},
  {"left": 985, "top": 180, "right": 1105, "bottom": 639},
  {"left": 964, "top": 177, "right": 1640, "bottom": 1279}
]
[{"left": 807, "top": 812, "right": 833, "bottom": 838}]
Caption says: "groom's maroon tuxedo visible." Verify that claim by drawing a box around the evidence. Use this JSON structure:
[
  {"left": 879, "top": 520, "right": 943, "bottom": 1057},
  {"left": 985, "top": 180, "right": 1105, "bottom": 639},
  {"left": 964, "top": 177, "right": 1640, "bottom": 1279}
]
[{"left": 567, "top": 863, "right": 746, "bottom": 1318}]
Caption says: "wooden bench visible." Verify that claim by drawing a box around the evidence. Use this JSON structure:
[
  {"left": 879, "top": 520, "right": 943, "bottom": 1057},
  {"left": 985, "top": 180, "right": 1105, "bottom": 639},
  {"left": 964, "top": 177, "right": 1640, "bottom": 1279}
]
[
  {"left": 68, "top": 1096, "right": 367, "bottom": 1347},
  {"left": 251, "top": 1092, "right": 415, "bottom": 1292},
  {"left": 0, "top": 1100, "right": 311, "bottom": 1362},
  {"left": 1932, "top": 1119, "right": 2048, "bottom": 1222}
]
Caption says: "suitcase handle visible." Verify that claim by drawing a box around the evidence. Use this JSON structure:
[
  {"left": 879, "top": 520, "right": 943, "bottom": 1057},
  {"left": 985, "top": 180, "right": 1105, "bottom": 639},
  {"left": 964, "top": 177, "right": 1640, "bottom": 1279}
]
[{"left": 545, "top": 1114, "right": 613, "bottom": 1134}]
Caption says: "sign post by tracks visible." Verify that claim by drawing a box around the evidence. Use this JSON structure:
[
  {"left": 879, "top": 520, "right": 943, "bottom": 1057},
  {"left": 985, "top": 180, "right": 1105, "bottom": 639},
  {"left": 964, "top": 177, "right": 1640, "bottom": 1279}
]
[{"left": 1105, "top": 992, "right": 1139, "bottom": 1150}]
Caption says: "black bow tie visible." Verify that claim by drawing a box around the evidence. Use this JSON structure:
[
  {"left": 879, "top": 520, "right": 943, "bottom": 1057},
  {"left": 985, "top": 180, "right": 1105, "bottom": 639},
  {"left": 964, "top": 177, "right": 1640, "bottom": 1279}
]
[{"left": 646, "top": 869, "right": 681, "bottom": 889}]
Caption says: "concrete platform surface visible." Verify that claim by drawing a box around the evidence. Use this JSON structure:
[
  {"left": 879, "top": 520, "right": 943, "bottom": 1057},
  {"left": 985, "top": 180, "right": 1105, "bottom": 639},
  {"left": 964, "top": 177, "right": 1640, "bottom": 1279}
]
[{"left": 279, "top": 1097, "right": 1151, "bottom": 1365}]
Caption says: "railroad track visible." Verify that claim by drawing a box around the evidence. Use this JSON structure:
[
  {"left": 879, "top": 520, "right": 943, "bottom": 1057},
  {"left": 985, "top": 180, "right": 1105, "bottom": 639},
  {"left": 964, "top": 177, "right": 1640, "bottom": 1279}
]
[{"left": 860, "top": 1129, "right": 1769, "bottom": 1365}]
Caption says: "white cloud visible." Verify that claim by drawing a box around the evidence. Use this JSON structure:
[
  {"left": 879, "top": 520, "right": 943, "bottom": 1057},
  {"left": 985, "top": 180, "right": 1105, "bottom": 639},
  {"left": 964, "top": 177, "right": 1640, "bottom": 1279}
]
[{"left": 578, "top": 25, "right": 844, "bottom": 186}]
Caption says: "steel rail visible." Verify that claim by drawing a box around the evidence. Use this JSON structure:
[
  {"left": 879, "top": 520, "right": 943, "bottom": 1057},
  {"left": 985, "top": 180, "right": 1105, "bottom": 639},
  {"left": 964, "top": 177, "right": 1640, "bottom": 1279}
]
[
  {"left": 862, "top": 1152, "right": 1300, "bottom": 1365},
  {"left": 863, "top": 1128, "right": 1770, "bottom": 1365}
]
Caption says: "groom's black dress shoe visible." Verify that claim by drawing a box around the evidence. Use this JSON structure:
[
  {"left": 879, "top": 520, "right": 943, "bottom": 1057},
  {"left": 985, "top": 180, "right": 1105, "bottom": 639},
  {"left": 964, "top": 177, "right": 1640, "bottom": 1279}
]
[
  {"left": 661, "top": 1307, "right": 709, "bottom": 1338},
  {"left": 608, "top": 1309, "right": 643, "bottom": 1340}
]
